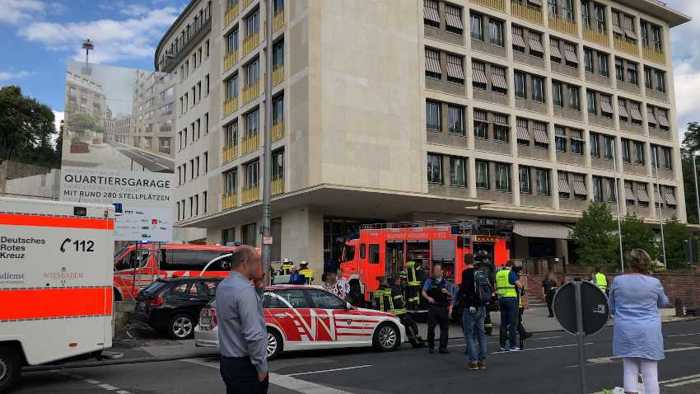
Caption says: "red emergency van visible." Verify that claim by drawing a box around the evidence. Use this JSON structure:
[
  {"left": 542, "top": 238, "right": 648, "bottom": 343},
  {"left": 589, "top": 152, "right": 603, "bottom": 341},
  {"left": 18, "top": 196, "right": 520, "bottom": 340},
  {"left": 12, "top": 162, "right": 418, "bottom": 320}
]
[{"left": 113, "top": 243, "right": 238, "bottom": 301}]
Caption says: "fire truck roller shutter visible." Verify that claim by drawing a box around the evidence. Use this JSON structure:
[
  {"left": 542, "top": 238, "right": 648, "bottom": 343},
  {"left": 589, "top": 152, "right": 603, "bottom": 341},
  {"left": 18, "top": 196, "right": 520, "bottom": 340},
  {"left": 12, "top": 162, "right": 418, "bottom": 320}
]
[{"left": 431, "top": 240, "right": 456, "bottom": 279}]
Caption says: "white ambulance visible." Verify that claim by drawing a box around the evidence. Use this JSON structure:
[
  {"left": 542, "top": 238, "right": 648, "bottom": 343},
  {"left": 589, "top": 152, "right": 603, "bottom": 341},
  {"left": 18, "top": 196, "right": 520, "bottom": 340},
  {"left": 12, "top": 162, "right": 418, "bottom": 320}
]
[{"left": 0, "top": 197, "right": 115, "bottom": 391}]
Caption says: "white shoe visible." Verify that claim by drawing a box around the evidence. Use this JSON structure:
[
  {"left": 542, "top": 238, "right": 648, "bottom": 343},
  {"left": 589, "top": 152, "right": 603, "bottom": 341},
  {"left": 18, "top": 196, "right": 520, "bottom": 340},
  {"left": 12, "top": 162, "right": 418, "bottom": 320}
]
[{"left": 510, "top": 347, "right": 521, "bottom": 351}]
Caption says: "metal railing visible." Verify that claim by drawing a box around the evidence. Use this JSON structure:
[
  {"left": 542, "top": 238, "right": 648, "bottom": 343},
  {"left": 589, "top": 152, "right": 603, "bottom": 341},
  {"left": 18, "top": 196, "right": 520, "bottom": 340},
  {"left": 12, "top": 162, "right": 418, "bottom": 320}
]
[
  {"left": 472, "top": 0, "right": 506, "bottom": 13},
  {"left": 241, "top": 186, "right": 260, "bottom": 204},
  {"left": 272, "top": 65, "right": 284, "bottom": 86},
  {"left": 272, "top": 178, "right": 284, "bottom": 195},
  {"left": 224, "top": 4, "right": 239, "bottom": 27},
  {"left": 242, "top": 83, "right": 260, "bottom": 105},
  {"left": 224, "top": 51, "right": 238, "bottom": 71},
  {"left": 271, "top": 122, "right": 284, "bottom": 142},
  {"left": 511, "top": 1, "right": 543, "bottom": 25},
  {"left": 273, "top": 10, "right": 285, "bottom": 33},
  {"left": 583, "top": 27, "right": 608, "bottom": 47},
  {"left": 241, "top": 133, "right": 259, "bottom": 155},
  {"left": 222, "top": 144, "right": 239, "bottom": 163},
  {"left": 242, "top": 32, "right": 260, "bottom": 58},
  {"left": 614, "top": 37, "right": 639, "bottom": 56},
  {"left": 223, "top": 97, "right": 238, "bottom": 117},
  {"left": 222, "top": 193, "right": 238, "bottom": 210},
  {"left": 549, "top": 15, "right": 577, "bottom": 37},
  {"left": 643, "top": 46, "right": 665, "bottom": 65}
]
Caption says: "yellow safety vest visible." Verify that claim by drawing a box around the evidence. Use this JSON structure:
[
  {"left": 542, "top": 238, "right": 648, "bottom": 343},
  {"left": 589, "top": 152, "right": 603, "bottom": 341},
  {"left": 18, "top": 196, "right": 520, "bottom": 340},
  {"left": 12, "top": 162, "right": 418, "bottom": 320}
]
[
  {"left": 281, "top": 262, "right": 294, "bottom": 275},
  {"left": 496, "top": 269, "right": 517, "bottom": 298},
  {"left": 299, "top": 268, "right": 314, "bottom": 283},
  {"left": 594, "top": 272, "right": 607, "bottom": 290},
  {"left": 406, "top": 261, "right": 420, "bottom": 286}
]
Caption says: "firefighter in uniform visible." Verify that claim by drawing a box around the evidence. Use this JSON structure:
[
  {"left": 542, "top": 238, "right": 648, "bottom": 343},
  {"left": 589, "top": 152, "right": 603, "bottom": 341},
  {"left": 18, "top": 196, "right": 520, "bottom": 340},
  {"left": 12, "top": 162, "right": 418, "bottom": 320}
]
[
  {"left": 405, "top": 260, "right": 425, "bottom": 310},
  {"left": 592, "top": 267, "right": 608, "bottom": 295},
  {"left": 389, "top": 276, "right": 425, "bottom": 348},
  {"left": 280, "top": 258, "right": 294, "bottom": 275},
  {"left": 298, "top": 261, "right": 315, "bottom": 284}
]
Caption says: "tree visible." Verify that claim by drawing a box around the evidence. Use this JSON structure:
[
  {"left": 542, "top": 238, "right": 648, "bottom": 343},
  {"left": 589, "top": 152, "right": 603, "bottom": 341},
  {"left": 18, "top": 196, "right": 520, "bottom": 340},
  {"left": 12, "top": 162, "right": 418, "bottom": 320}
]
[
  {"left": 681, "top": 122, "right": 700, "bottom": 224},
  {"left": 571, "top": 203, "right": 618, "bottom": 269},
  {"left": 661, "top": 220, "right": 691, "bottom": 269},
  {"left": 0, "top": 85, "right": 59, "bottom": 167},
  {"left": 620, "top": 214, "right": 658, "bottom": 261}
]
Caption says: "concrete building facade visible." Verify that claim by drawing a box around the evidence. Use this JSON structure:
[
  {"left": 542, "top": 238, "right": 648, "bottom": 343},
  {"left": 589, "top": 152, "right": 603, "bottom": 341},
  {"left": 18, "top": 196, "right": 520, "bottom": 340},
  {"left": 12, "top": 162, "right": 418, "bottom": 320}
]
[
  {"left": 156, "top": 0, "right": 690, "bottom": 275},
  {"left": 130, "top": 70, "right": 178, "bottom": 158}
]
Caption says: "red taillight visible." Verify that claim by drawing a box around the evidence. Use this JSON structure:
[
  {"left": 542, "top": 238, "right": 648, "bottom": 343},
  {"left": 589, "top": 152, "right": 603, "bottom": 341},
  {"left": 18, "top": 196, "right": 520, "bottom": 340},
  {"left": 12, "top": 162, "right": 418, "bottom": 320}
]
[{"left": 148, "top": 295, "right": 164, "bottom": 306}]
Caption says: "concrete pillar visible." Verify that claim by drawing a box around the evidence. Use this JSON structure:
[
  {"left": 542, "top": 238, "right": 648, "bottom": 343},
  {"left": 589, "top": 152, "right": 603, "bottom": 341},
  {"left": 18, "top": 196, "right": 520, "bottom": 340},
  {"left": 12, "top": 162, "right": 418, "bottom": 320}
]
[{"left": 281, "top": 207, "right": 324, "bottom": 281}]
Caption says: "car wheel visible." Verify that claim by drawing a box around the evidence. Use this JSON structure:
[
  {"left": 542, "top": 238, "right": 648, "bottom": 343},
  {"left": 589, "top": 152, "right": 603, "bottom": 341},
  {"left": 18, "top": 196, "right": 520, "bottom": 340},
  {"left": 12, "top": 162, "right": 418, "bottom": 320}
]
[
  {"left": 169, "top": 314, "right": 195, "bottom": 339},
  {"left": 0, "top": 345, "right": 21, "bottom": 392},
  {"left": 266, "top": 329, "right": 283, "bottom": 360},
  {"left": 373, "top": 323, "right": 400, "bottom": 352}
]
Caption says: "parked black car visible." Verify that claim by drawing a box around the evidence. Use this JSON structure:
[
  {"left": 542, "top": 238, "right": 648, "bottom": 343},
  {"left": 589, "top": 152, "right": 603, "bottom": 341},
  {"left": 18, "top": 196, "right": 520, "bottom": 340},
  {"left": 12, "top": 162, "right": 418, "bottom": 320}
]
[{"left": 134, "top": 278, "right": 222, "bottom": 339}]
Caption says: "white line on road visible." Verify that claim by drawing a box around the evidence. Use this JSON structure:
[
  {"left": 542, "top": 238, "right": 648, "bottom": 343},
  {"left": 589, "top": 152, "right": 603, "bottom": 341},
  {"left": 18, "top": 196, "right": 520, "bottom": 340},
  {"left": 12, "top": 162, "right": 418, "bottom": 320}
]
[
  {"left": 492, "top": 343, "right": 593, "bottom": 355},
  {"left": 584, "top": 346, "right": 700, "bottom": 366},
  {"left": 667, "top": 332, "right": 700, "bottom": 338},
  {"left": 666, "top": 378, "right": 700, "bottom": 388},
  {"left": 287, "top": 365, "right": 373, "bottom": 377},
  {"left": 660, "top": 373, "right": 700, "bottom": 384},
  {"left": 98, "top": 383, "right": 118, "bottom": 390},
  {"left": 532, "top": 336, "right": 564, "bottom": 341},
  {"left": 181, "top": 358, "right": 356, "bottom": 394}
]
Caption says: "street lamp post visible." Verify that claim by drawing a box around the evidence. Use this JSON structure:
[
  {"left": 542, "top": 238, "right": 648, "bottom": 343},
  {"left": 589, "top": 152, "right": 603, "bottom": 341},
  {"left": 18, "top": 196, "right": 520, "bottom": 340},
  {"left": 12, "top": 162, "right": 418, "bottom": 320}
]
[
  {"left": 82, "top": 39, "right": 94, "bottom": 70},
  {"left": 261, "top": 0, "right": 274, "bottom": 285},
  {"left": 612, "top": 144, "right": 625, "bottom": 273},
  {"left": 653, "top": 149, "right": 668, "bottom": 268},
  {"left": 693, "top": 152, "right": 700, "bottom": 223}
]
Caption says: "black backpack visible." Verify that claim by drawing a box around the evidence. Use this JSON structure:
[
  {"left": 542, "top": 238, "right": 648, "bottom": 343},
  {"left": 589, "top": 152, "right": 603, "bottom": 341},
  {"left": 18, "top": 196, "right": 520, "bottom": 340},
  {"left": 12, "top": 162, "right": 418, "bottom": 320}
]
[{"left": 474, "top": 270, "right": 494, "bottom": 306}]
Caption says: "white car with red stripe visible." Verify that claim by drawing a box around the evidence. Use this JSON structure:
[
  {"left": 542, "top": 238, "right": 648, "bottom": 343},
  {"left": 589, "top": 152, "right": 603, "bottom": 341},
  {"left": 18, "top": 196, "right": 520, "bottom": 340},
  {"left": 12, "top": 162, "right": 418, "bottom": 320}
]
[
  {"left": 0, "top": 198, "right": 115, "bottom": 391},
  {"left": 195, "top": 285, "right": 406, "bottom": 358}
]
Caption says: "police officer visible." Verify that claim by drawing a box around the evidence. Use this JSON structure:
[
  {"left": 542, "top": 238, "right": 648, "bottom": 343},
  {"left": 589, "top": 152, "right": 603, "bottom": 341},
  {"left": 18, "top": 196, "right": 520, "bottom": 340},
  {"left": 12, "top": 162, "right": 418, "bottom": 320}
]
[
  {"left": 496, "top": 261, "right": 523, "bottom": 351},
  {"left": 592, "top": 267, "right": 608, "bottom": 294},
  {"left": 298, "top": 261, "right": 315, "bottom": 284},
  {"left": 422, "top": 263, "right": 451, "bottom": 354},
  {"left": 280, "top": 258, "right": 294, "bottom": 275}
]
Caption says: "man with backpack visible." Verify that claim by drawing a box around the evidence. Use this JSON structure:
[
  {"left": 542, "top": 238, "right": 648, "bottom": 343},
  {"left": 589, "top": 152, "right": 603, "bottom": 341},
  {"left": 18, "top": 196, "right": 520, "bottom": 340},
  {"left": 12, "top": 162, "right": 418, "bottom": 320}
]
[{"left": 452, "top": 259, "right": 493, "bottom": 370}]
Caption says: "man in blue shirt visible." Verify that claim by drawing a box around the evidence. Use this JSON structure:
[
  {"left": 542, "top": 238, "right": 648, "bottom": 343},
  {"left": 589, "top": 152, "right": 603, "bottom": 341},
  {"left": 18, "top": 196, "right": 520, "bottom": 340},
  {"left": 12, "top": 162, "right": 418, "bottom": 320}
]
[
  {"left": 422, "top": 263, "right": 452, "bottom": 354},
  {"left": 216, "top": 246, "right": 269, "bottom": 394}
]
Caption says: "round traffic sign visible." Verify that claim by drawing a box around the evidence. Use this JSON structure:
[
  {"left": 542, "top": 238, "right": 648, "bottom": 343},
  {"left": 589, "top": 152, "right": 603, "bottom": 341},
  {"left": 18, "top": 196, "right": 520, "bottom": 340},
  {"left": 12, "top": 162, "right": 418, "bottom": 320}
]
[{"left": 553, "top": 281, "right": 609, "bottom": 336}]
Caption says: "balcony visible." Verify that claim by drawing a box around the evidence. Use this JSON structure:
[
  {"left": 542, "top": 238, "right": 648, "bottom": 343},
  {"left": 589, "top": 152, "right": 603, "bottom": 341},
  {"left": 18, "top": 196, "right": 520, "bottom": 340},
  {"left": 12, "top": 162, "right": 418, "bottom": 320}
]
[
  {"left": 242, "top": 83, "right": 260, "bottom": 105},
  {"left": 241, "top": 186, "right": 260, "bottom": 204},
  {"left": 273, "top": 11, "right": 285, "bottom": 33},
  {"left": 272, "top": 122, "right": 284, "bottom": 142},
  {"left": 272, "top": 65, "right": 284, "bottom": 86},
  {"left": 222, "top": 144, "right": 239, "bottom": 163},
  {"left": 223, "top": 97, "right": 238, "bottom": 117},
  {"left": 643, "top": 46, "right": 665, "bottom": 65},
  {"left": 583, "top": 27, "right": 608, "bottom": 47},
  {"left": 224, "top": 51, "right": 238, "bottom": 72},
  {"left": 272, "top": 178, "right": 284, "bottom": 195},
  {"left": 511, "top": 2, "right": 543, "bottom": 25},
  {"left": 241, "top": 0, "right": 254, "bottom": 11},
  {"left": 614, "top": 37, "right": 639, "bottom": 57},
  {"left": 241, "top": 134, "right": 259, "bottom": 155},
  {"left": 224, "top": 4, "right": 239, "bottom": 27},
  {"left": 548, "top": 16, "right": 577, "bottom": 37},
  {"left": 242, "top": 32, "right": 259, "bottom": 58},
  {"left": 222, "top": 193, "right": 237, "bottom": 210},
  {"left": 472, "top": 0, "right": 506, "bottom": 13}
]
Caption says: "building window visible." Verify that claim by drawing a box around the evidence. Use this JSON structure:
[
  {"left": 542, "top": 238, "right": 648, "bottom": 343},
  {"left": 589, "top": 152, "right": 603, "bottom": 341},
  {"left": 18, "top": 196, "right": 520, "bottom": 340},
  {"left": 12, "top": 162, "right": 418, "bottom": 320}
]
[
  {"left": 535, "top": 168, "right": 550, "bottom": 196},
  {"left": 603, "top": 135, "right": 614, "bottom": 160},
  {"left": 476, "top": 160, "right": 489, "bottom": 189},
  {"left": 225, "top": 74, "right": 238, "bottom": 100},
  {"left": 424, "top": 0, "right": 440, "bottom": 27},
  {"left": 273, "top": 39, "right": 284, "bottom": 68},
  {"left": 598, "top": 53, "right": 609, "bottom": 77},
  {"left": 555, "top": 126, "right": 566, "bottom": 152},
  {"left": 245, "top": 8, "right": 260, "bottom": 37},
  {"left": 427, "top": 153, "right": 443, "bottom": 184},
  {"left": 445, "top": 54, "right": 465, "bottom": 84},
  {"left": 425, "top": 48, "right": 442, "bottom": 79},
  {"left": 568, "top": 85, "right": 580, "bottom": 110},
  {"left": 489, "top": 19, "right": 504, "bottom": 47},
  {"left": 470, "top": 13, "right": 483, "bottom": 41},
  {"left": 552, "top": 81, "right": 563, "bottom": 107},
  {"left": 244, "top": 159, "right": 259, "bottom": 189},
  {"left": 495, "top": 163, "right": 511, "bottom": 192},
  {"left": 515, "top": 71, "right": 527, "bottom": 98},
  {"left": 426, "top": 100, "right": 441, "bottom": 130},
  {"left": 519, "top": 166, "right": 531, "bottom": 194},
  {"left": 615, "top": 58, "right": 624, "bottom": 81},
  {"left": 532, "top": 76, "right": 545, "bottom": 102},
  {"left": 634, "top": 141, "right": 645, "bottom": 164},
  {"left": 590, "top": 133, "right": 600, "bottom": 158},
  {"left": 493, "top": 114, "right": 509, "bottom": 142},
  {"left": 655, "top": 70, "right": 666, "bottom": 93},
  {"left": 584, "top": 48, "right": 594, "bottom": 73},
  {"left": 627, "top": 62, "right": 638, "bottom": 85},
  {"left": 447, "top": 104, "right": 465, "bottom": 135},
  {"left": 587, "top": 91, "right": 597, "bottom": 114},
  {"left": 622, "top": 139, "right": 631, "bottom": 163},
  {"left": 272, "top": 95, "right": 284, "bottom": 125},
  {"left": 227, "top": 28, "right": 239, "bottom": 53},
  {"left": 245, "top": 58, "right": 260, "bottom": 87},
  {"left": 570, "top": 130, "right": 584, "bottom": 154},
  {"left": 449, "top": 157, "right": 466, "bottom": 187},
  {"left": 244, "top": 108, "right": 259, "bottom": 138},
  {"left": 474, "top": 110, "right": 488, "bottom": 139},
  {"left": 272, "top": 149, "right": 284, "bottom": 180},
  {"left": 224, "top": 168, "right": 237, "bottom": 195},
  {"left": 445, "top": 5, "right": 464, "bottom": 34}
]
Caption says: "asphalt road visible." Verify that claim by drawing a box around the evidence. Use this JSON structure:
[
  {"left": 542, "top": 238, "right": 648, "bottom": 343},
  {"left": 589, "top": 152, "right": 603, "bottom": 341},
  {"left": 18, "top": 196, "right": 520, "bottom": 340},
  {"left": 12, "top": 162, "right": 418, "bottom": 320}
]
[
  {"left": 14, "top": 319, "right": 700, "bottom": 394},
  {"left": 110, "top": 142, "right": 174, "bottom": 173}
]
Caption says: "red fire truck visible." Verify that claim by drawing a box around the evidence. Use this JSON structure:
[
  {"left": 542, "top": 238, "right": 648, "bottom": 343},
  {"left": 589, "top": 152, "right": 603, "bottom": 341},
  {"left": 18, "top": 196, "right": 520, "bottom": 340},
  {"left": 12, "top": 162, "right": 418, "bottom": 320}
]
[{"left": 339, "top": 220, "right": 512, "bottom": 301}]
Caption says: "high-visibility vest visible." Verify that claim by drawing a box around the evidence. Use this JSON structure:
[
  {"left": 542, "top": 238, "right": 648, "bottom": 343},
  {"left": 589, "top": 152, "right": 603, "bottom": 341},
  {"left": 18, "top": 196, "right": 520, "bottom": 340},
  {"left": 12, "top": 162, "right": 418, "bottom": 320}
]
[
  {"left": 496, "top": 269, "right": 517, "bottom": 298},
  {"left": 594, "top": 272, "right": 607, "bottom": 290},
  {"left": 406, "top": 261, "right": 421, "bottom": 286},
  {"left": 373, "top": 289, "right": 395, "bottom": 313},
  {"left": 281, "top": 262, "right": 294, "bottom": 275},
  {"left": 299, "top": 268, "right": 314, "bottom": 283}
]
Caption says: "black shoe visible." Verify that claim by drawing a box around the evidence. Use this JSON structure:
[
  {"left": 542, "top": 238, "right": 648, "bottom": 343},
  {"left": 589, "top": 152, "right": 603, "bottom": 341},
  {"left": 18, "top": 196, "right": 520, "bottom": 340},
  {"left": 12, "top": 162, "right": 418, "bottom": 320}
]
[
  {"left": 439, "top": 349, "right": 449, "bottom": 354},
  {"left": 428, "top": 348, "right": 435, "bottom": 354},
  {"left": 524, "top": 332, "right": 533, "bottom": 339}
]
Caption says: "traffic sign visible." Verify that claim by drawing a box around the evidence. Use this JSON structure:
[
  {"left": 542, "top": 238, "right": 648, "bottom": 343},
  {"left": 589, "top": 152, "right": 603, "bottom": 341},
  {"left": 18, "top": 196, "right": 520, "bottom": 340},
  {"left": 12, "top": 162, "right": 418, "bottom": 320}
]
[
  {"left": 553, "top": 280, "right": 610, "bottom": 394},
  {"left": 554, "top": 281, "right": 609, "bottom": 335}
]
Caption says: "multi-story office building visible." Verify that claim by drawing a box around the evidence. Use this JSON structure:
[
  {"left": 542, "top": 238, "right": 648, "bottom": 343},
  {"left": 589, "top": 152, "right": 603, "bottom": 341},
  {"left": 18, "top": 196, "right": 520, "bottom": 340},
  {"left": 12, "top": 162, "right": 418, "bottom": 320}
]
[
  {"left": 130, "top": 70, "right": 178, "bottom": 157},
  {"left": 104, "top": 110, "right": 132, "bottom": 144},
  {"left": 65, "top": 70, "right": 106, "bottom": 127},
  {"left": 156, "top": 0, "right": 689, "bottom": 276}
]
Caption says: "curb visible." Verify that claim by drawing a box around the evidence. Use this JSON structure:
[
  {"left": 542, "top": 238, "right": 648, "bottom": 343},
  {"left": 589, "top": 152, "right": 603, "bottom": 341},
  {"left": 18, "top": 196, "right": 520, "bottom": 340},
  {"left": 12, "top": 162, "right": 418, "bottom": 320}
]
[{"left": 24, "top": 352, "right": 219, "bottom": 372}]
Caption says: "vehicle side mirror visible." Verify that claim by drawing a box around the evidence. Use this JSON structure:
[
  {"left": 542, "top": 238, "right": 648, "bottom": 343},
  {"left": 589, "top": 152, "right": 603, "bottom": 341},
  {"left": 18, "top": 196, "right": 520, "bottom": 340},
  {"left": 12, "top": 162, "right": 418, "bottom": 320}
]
[{"left": 346, "top": 302, "right": 354, "bottom": 310}]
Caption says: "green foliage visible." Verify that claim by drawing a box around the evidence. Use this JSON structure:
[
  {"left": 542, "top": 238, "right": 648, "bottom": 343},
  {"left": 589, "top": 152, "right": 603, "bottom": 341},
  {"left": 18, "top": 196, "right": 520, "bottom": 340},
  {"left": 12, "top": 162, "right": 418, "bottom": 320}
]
[
  {"left": 682, "top": 122, "right": 700, "bottom": 224},
  {"left": 571, "top": 203, "right": 618, "bottom": 268},
  {"left": 662, "top": 220, "right": 691, "bottom": 269},
  {"left": 0, "top": 85, "right": 60, "bottom": 168},
  {"left": 65, "top": 112, "right": 98, "bottom": 135},
  {"left": 621, "top": 214, "right": 658, "bottom": 261}
]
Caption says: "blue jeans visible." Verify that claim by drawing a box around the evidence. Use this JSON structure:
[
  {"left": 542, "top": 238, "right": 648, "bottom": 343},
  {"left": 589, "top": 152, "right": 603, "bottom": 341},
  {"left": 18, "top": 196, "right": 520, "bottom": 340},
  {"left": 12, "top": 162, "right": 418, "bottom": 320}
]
[
  {"left": 499, "top": 297, "right": 519, "bottom": 349},
  {"left": 463, "top": 306, "right": 488, "bottom": 362}
]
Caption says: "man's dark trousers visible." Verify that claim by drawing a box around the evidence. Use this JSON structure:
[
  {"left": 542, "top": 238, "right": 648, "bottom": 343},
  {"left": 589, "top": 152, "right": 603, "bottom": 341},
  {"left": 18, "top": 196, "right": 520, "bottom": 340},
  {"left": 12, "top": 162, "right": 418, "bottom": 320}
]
[
  {"left": 427, "top": 305, "right": 449, "bottom": 351},
  {"left": 220, "top": 356, "right": 269, "bottom": 394}
]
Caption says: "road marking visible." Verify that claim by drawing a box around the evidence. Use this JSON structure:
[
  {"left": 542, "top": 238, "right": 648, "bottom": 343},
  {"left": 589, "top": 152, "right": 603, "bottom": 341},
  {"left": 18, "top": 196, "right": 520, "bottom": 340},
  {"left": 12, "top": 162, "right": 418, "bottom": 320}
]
[
  {"left": 492, "top": 343, "right": 592, "bottom": 354},
  {"left": 666, "top": 378, "right": 700, "bottom": 388},
  {"left": 660, "top": 373, "right": 700, "bottom": 384},
  {"left": 585, "top": 346, "right": 700, "bottom": 365},
  {"left": 532, "top": 336, "right": 564, "bottom": 341},
  {"left": 98, "top": 383, "right": 118, "bottom": 390},
  {"left": 667, "top": 332, "right": 700, "bottom": 338},
  {"left": 181, "top": 358, "right": 355, "bottom": 394},
  {"left": 288, "top": 365, "right": 372, "bottom": 377}
]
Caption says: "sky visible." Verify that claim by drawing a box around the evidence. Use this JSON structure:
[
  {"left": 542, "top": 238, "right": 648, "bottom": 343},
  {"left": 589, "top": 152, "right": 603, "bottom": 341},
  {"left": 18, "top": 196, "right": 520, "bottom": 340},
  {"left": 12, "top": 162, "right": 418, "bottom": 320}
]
[{"left": 0, "top": 0, "right": 698, "bottom": 137}]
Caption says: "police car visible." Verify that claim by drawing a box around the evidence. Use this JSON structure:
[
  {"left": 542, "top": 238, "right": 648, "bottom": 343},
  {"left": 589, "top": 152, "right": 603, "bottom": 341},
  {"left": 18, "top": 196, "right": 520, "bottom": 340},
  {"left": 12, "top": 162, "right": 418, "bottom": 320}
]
[{"left": 195, "top": 285, "right": 406, "bottom": 358}]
